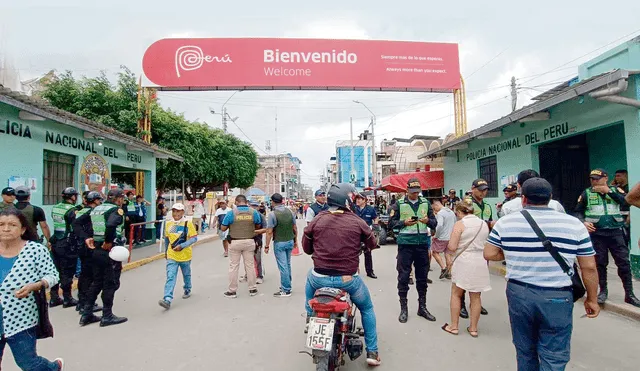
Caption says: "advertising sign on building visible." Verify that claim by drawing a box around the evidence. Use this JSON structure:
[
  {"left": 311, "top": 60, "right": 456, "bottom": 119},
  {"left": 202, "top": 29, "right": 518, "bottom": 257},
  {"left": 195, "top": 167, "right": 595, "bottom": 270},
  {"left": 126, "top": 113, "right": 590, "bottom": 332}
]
[{"left": 143, "top": 38, "right": 460, "bottom": 91}]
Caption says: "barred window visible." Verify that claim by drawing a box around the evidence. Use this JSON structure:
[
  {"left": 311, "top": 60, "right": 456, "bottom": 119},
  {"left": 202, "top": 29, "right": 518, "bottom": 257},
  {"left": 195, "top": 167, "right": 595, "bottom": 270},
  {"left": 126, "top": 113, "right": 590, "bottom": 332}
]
[
  {"left": 478, "top": 156, "right": 498, "bottom": 198},
  {"left": 43, "top": 151, "right": 76, "bottom": 205}
]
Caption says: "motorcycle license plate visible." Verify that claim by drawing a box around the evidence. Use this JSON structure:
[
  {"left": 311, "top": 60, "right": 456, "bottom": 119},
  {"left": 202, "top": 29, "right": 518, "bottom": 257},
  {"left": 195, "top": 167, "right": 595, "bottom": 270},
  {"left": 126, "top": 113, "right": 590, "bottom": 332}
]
[{"left": 306, "top": 317, "right": 335, "bottom": 351}]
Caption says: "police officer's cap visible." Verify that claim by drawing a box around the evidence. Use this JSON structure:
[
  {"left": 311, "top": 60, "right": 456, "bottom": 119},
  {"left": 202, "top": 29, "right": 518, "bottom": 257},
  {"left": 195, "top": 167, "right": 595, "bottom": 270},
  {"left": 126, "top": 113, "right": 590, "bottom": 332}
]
[
  {"left": 472, "top": 179, "right": 489, "bottom": 191},
  {"left": 589, "top": 168, "right": 608, "bottom": 179},
  {"left": 503, "top": 184, "right": 518, "bottom": 193},
  {"left": 407, "top": 178, "right": 422, "bottom": 193},
  {"left": 107, "top": 189, "right": 125, "bottom": 199},
  {"left": 62, "top": 187, "right": 78, "bottom": 197},
  {"left": 86, "top": 191, "right": 103, "bottom": 202},
  {"left": 1, "top": 187, "right": 15, "bottom": 196}
]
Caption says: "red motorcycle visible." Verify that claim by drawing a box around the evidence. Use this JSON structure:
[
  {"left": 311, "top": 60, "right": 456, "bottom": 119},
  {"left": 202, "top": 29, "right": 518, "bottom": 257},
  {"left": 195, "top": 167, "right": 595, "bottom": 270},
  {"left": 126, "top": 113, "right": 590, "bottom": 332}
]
[{"left": 302, "top": 287, "right": 364, "bottom": 371}]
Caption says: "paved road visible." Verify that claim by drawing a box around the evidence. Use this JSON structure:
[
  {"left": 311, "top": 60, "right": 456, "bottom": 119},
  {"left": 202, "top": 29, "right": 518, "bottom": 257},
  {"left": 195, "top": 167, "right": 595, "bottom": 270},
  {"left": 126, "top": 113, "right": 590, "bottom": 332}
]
[{"left": 5, "top": 223, "right": 639, "bottom": 370}]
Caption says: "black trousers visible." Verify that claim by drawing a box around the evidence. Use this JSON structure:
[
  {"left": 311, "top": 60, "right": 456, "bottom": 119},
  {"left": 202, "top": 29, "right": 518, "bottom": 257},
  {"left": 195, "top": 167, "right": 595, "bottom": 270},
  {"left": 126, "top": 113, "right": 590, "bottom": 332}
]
[
  {"left": 397, "top": 243, "right": 430, "bottom": 299},
  {"left": 86, "top": 245, "right": 123, "bottom": 316},
  {"left": 77, "top": 250, "right": 95, "bottom": 310},
  {"left": 592, "top": 232, "right": 634, "bottom": 293},
  {"left": 50, "top": 239, "right": 77, "bottom": 299},
  {"left": 364, "top": 250, "right": 374, "bottom": 275}
]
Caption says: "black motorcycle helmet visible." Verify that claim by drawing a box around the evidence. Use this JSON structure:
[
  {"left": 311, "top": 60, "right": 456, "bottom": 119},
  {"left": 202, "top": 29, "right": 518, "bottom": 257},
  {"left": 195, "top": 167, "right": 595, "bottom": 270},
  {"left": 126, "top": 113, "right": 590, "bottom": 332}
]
[
  {"left": 61, "top": 187, "right": 78, "bottom": 199},
  {"left": 107, "top": 188, "right": 125, "bottom": 202},
  {"left": 326, "top": 183, "right": 357, "bottom": 211},
  {"left": 85, "top": 191, "right": 103, "bottom": 203}
]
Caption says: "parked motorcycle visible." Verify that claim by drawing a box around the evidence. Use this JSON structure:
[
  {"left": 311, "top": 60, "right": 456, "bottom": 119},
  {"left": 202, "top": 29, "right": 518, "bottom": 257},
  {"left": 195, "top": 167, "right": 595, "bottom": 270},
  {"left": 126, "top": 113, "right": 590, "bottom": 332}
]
[{"left": 303, "top": 287, "right": 365, "bottom": 371}]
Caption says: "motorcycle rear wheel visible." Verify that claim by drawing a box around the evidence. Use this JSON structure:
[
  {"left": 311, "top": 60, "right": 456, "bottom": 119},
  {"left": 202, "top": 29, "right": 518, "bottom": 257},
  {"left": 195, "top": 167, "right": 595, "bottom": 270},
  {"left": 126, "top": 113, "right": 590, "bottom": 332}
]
[{"left": 315, "top": 351, "right": 338, "bottom": 371}]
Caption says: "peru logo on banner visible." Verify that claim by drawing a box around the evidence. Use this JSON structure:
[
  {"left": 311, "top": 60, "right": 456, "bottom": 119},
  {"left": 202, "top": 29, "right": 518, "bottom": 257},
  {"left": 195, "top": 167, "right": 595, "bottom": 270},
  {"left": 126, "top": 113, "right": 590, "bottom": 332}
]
[{"left": 142, "top": 38, "right": 461, "bottom": 91}]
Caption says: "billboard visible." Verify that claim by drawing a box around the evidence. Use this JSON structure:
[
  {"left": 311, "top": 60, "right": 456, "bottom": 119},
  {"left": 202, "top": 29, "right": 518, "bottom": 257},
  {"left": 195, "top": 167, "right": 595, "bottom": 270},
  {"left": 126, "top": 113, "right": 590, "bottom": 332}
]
[{"left": 142, "top": 38, "right": 460, "bottom": 92}]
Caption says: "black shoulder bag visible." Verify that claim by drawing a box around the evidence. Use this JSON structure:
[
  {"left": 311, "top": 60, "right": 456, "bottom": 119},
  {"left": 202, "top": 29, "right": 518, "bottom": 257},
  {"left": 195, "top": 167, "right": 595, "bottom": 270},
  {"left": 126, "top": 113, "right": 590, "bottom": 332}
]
[
  {"left": 521, "top": 210, "right": 586, "bottom": 302},
  {"left": 33, "top": 286, "right": 54, "bottom": 339}
]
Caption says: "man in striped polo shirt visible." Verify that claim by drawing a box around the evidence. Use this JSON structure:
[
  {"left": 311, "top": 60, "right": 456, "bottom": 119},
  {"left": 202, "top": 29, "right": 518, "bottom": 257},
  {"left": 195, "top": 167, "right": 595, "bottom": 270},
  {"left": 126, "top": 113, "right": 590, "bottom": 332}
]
[{"left": 484, "top": 177, "right": 600, "bottom": 371}]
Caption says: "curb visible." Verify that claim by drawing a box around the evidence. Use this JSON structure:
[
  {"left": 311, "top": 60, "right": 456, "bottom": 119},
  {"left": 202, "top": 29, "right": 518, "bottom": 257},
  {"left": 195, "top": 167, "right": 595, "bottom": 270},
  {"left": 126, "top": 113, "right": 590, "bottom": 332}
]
[
  {"left": 53, "top": 234, "right": 220, "bottom": 299},
  {"left": 488, "top": 263, "right": 640, "bottom": 322}
]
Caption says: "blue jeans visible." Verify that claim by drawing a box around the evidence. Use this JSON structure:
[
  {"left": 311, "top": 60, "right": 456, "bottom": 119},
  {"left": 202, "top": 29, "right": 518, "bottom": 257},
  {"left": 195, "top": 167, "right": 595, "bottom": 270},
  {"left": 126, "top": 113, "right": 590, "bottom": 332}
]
[
  {"left": 274, "top": 240, "right": 294, "bottom": 292},
  {"left": 163, "top": 259, "right": 192, "bottom": 302},
  {"left": 506, "top": 281, "right": 573, "bottom": 371},
  {"left": 0, "top": 327, "right": 59, "bottom": 370},
  {"left": 305, "top": 270, "right": 378, "bottom": 352}
]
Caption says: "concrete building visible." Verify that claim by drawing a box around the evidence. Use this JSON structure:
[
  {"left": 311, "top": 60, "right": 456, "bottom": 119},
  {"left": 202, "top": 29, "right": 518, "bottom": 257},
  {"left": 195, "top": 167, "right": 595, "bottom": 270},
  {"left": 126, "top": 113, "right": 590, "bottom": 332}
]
[
  {"left": 377, "top": 135, "right": 444, "bottom": 179},
  {"left": 336, "top": 130, "right": 373, "bottom": 190},
  {"left": 0, "top": 85, "right": 183, "bottom": 240},
  {"left": 419, "top": 37, "right": 640, "bottom": 277},
  {"left": 253, "top": 153, "right": 302, "bottom": 199}
]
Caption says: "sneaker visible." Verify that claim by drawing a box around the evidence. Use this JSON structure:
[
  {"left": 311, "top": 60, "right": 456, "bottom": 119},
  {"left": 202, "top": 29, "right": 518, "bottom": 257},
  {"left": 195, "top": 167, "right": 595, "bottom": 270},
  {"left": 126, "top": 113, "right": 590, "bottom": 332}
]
[
  {"left": 54, "top": 358, "right": 64, "bottom": 370},
  {"left": 427, "top": 278, "right": 433, "bottom": 284},
  {"left": 273, "top": 290, "right": 292, "bottom": 297},
  {"left": 366, "top": 351, "right": 381, "bottom": 366},
  {"left": 223, "top": 252, "right": 228, "bottom": 257},
  {"left": 256, "top": 277, "right": 264, "bottom": 284},
  {"left": 239, "top": 275, "right": 247, "bottom": 282},
  {"left": 182, "top": 291, "right": 191, "bottom": 299},
  {"left": 158, "top": 299, "right": 171, "bottom": 309},
  {"left": 223, "top": 291, "right": 237, "bottom": 299},
  {"left": 249, "top": 289, "right": 258, "bottom": 296},
  {"left": 439, "top": 269, "right": 447, "bottom": 280}
]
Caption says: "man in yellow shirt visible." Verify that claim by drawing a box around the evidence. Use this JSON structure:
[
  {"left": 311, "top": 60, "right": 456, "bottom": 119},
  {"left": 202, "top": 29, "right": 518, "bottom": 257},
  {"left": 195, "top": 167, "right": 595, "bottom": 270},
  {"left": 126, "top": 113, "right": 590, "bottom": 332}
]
[{"left": 158, "top": 203, "right": 198, "bottom": 309}]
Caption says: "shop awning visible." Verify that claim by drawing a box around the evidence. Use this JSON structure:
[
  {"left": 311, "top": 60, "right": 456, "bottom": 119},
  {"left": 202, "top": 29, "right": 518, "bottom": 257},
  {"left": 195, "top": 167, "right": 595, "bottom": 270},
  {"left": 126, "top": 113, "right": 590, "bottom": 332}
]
[{"left": 380, "top": 171, "right": 444, "bottom": 193}]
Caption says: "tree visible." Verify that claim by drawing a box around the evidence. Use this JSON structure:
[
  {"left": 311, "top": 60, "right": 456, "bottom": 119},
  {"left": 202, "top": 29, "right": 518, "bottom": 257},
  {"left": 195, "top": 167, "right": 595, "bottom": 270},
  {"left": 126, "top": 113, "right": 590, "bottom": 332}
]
[{"left": 41, "top": 67, "right": 259, "bottom": 196}]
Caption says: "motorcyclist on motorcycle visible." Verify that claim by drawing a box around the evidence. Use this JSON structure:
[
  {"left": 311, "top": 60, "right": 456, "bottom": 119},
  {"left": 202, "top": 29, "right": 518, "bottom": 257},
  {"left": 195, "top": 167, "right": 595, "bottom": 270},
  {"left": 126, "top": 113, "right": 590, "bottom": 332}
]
[{"left": 302, "top": 183, "right": 381, "bottom": 367}]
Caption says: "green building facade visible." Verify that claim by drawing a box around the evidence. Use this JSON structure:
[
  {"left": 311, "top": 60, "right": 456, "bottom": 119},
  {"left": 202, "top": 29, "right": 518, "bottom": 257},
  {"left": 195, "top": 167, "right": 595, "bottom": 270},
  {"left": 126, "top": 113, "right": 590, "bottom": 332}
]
[
  {"left": 421, "top": 38, "right": 640, "bottom": 277},
  {"left": 0, "top": 88, "right": 182, "bottom": 240}
]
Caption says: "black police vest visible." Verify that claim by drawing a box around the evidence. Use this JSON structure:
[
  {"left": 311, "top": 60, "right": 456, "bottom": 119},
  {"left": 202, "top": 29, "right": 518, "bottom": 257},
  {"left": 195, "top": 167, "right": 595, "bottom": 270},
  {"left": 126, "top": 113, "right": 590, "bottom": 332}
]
[{"left": 310, "top": 202, "right": 329, "bottom": 216}]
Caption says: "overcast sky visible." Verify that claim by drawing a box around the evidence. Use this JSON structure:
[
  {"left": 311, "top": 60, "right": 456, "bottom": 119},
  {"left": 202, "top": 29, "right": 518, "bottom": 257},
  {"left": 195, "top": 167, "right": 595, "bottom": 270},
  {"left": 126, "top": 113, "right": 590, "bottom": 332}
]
[{"left": 2, "top": 1, "right": 640, "bottom": 188}]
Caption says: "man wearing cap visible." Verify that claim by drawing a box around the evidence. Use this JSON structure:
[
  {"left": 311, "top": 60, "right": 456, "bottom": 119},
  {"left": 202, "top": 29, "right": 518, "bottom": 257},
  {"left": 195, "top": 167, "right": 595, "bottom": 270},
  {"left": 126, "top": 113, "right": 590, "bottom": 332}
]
[
  {"left": 0, "top": 187, "right": 16, "bottom": 212},
  {"left": 388, "top": 178, "right": 437, "bottom": 323},
  {"left": 502, "top": 170, "right": 566, "bottom": 216},
  {"left": 575, "top": 168, "right": 640, "bottom": 307},
  {"left": 158, "top": 203, "right": 198, "bottom": 310},
  {"left": 266, "top": 193, "right": 298, "bottom": 297},
  {"left": 305, "top": 190, "right": 329, "bottom": 224},
  {"left": 497, "top": 184, "right": 518, "bottom": 218},
  {"left": 81, "top": 189, "right": 128, "bottom": 327},
  {"left": 445, "top": 189, "right": 460, "bottom": 210},
  {"left": 14, "top": 185, "right": 51, "bottom": 247},
  {"left": 485, "top": 177, "right": 600, "bottom": 371},
  {"left": 220, "top": 195, "right": 265, "bottom": 298},
  {"left": 354, "top": 193, "right": 379, "bottom": 279}
]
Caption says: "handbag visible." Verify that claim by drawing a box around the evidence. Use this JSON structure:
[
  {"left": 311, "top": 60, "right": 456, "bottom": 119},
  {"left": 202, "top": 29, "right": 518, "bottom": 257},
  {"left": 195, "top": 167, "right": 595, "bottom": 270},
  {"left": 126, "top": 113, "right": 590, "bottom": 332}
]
[
  {"left": 521, "top": 210, "right": 586, "bottom": 302},
  {"left": 33, "top": 286, "right": 54, "bottom": 339}
]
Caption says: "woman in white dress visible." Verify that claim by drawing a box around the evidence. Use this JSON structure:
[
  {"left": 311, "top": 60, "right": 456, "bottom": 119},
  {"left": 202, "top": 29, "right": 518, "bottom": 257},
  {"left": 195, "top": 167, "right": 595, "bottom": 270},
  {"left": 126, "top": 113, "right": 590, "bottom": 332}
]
[{"left": 441, "top": 199, "right": 491, "bottom": 337}]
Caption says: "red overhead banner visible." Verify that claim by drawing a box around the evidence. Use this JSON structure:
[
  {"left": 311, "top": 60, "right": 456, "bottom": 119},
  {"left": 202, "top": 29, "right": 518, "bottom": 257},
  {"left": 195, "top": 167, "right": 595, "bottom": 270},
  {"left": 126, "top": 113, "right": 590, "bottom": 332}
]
[{"left": 142, "top": 38, "right": 460, "bottom": 91}]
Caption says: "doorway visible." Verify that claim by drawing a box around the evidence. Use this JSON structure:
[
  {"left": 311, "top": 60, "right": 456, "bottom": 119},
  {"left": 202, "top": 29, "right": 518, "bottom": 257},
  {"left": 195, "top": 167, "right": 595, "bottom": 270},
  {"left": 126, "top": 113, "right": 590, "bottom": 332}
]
[{"left": 538, "top": 134, "right": 590, "bottom": 211}]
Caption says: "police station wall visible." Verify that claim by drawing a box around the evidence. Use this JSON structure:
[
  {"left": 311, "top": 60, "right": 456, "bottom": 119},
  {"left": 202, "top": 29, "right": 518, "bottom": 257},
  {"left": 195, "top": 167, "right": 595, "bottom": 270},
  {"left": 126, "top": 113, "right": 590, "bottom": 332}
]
[{"left": 0, "top": 102, "right": 157, "bottom": 219}]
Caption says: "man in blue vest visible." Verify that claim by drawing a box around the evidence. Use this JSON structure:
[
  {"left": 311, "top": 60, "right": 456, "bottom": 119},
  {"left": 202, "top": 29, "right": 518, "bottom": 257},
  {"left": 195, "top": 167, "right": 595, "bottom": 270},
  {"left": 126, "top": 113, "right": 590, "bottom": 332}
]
[
  {"left": 575, "top": 168, "right": 640, "bottom": 307},
  {"left": 388, "top": 178, "right": 437, "bottom": 323},
  {"left": 354, "top": 193, "right": 378, "bottom": 278},
  {"left": 305, "top": 189, "right": 329, "bottom": 224}
]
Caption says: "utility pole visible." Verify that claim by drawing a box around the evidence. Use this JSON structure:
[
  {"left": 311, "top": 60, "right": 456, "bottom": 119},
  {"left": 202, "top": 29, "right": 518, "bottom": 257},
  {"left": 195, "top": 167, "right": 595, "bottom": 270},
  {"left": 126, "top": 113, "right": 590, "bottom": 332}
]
[
  {"left": 350, "top": 117, "right": 355, "bottom": 185},
  {"left": 370, "top": 116, "right": 376, "bottom": 187},
  {"left": 222, "top": 107, "right": 228, "bottom": 133},
  {"left": 275, "top": 108, "right": 278, "bottom": 154},
  {"left": 511, "top": 76, "right": 517, "bottom": 112}
]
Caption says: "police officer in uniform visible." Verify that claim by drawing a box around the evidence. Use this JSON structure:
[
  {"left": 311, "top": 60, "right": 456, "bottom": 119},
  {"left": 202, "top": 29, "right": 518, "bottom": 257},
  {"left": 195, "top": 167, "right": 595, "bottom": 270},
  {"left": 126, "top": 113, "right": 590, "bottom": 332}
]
[
  {"left": 80, "top": 189, "right": 129, "bottom": 327},
  {"left": 49, "top": 187, "right": 82, "bottom": 308},
  {"left": 71, "top": 191, "right": 104, "bottom": 320},
  {"left": 497, "top": 183, "right": 518, "bottom": 218},
  {"left": 354, "top": 193, "right": 379, "bottom": 278},
  {"left": 124, "top": 191, "right": 137, "bottom": 244},
  {"left": 305, "top": 190, "right": 329, "bottom": 224},
  {"left": 575, "top": 169, "right": 640, "bottom": 307},
  {"left": 612, "top": 169, "right": 630, "bottom": 246},
  {"left": 389, "top": 178, "right": 437, "bottom": 323}
]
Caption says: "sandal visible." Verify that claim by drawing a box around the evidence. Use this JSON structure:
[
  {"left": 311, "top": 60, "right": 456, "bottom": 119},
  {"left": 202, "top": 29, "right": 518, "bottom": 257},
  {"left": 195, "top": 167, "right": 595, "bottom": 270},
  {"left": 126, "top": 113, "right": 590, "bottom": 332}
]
[
  {"left": 441, "top": 323, "right": 459, "bottom": 335},
  {"left": 467, "top": 327, "right": 479, "bottom": 338}
]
